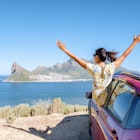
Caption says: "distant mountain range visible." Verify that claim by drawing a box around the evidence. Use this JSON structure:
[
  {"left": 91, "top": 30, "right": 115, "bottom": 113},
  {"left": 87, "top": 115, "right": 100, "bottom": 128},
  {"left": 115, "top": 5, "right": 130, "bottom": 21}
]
[{"left": 5, "top": 59, "right": 130, "bottom": 82}]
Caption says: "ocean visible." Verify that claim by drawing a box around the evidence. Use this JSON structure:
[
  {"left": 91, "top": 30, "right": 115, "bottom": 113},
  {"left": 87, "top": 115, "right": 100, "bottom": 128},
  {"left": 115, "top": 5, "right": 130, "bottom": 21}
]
[{"left": 0, "top": 76, "right": 92, "bottom": 107}]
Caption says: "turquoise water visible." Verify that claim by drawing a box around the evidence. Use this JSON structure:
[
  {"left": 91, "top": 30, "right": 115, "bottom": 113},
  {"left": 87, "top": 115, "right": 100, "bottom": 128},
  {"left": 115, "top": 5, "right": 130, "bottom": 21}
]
[{"left": 0, "top": 76, "right": 92, "bottom": 107}]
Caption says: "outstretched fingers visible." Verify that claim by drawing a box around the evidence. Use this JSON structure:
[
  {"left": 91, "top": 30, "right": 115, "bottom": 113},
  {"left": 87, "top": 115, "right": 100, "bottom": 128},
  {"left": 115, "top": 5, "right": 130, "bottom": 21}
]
[{"left": 56, "top": 40, "right": 66, "bottom": 51}]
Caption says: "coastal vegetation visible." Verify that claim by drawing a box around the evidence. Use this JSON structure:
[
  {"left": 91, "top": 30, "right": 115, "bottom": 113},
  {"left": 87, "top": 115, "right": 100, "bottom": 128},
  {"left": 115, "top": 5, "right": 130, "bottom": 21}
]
[{"left": 0, "top": 98, "right": 88, "bottom": 123}]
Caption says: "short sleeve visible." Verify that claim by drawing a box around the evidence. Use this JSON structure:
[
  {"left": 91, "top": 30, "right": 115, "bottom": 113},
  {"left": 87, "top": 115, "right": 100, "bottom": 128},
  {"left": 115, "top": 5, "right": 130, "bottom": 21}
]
[{"left": 86, "top": 63, "right": 95, "bottom": 75}]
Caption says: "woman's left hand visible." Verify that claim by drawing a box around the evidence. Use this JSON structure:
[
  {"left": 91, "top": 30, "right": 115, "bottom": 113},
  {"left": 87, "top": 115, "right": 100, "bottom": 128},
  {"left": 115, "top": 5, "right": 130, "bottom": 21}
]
[{"left": 56, "top": 40, "right": 66, "bottom": 51}]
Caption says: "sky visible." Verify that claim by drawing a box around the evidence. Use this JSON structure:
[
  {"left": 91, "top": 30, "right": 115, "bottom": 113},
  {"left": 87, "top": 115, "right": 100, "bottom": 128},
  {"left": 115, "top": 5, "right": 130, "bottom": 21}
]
[{"left": 0, "top": 0, "right": 140, "bottom": 75}]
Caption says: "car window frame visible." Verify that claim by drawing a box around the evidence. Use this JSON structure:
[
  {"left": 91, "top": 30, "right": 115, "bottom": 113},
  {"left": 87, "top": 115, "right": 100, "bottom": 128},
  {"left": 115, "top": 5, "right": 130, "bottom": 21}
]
[
  {"left": 104, "top": 78, "right": 136, "bottom": 128},
  {"left": 104, "top": 78, "right": 118, "bottom": 106}
]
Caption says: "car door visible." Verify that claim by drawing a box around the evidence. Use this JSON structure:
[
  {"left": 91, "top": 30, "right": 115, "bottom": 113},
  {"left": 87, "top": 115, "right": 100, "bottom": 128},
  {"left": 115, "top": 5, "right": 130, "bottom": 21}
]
[
  {"left": 90, "top": 79, "right": 117, "bottom": 140},
  {"left": 121, "top": 95, "right": 140, "bottom": 140},
  {"left": 90, "top": 99, "right": 106, "bottom": 140},
  {"left": 99, "top": 80, "right": 135, "bottom": 140}
]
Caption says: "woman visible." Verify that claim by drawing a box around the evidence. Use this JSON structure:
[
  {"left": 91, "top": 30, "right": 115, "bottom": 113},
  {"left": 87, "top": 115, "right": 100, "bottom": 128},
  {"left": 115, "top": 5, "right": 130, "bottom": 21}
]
[{"left": 56, "top": 35, "right": 140, "bottom": 106}]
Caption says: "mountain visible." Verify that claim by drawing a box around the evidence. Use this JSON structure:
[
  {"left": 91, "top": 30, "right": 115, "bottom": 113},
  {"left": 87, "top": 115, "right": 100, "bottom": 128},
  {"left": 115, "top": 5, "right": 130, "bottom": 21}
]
[
  {"left": 5, "top": 62, "right": 32, "bottom": 81},
  {"left": 32, "top": 59, "right": 91, "bottom": 79},
  {"left": 5, "top": 59, "right": 91, "bottom": 82},
  {"left": 5, "top": 59, "right": 130, "bottom": 82}
]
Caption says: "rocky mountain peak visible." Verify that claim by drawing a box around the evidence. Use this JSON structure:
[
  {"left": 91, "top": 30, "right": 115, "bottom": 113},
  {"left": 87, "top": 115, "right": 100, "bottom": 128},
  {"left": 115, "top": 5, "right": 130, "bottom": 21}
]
[{"left": 11, "top": 62, "right": 25, "bottom": 74}]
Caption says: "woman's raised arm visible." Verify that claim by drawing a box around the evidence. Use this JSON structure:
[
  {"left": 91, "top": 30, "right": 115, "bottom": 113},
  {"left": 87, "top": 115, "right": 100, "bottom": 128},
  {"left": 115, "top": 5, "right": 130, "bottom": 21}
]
[
  {"left": 114, "top": 35, "right": 140, "bottom": 68},
  {"left": 56, "top": 40, "right": 87, "bottom": 69}
]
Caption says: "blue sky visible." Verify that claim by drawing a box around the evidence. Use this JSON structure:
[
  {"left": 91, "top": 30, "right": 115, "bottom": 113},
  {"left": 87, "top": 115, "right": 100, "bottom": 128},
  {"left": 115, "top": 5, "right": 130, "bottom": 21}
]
[{"left": 0, "top": 0, "right": 140, "bottom": 75}]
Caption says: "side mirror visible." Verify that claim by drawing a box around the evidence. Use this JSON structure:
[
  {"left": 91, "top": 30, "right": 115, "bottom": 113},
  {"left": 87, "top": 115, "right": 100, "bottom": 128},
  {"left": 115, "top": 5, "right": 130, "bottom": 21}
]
[{"left": 85, "top": 91, "right": 92, "bottom": 99}]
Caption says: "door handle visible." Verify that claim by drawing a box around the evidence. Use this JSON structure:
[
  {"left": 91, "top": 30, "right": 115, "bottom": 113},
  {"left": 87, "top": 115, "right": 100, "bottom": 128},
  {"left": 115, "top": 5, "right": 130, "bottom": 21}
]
[
  {"left": 95, "top": 110, "right": 99, "bottom": 115},
  {"left": 110, "top": 128, "right": 118, "bottom": 140}
]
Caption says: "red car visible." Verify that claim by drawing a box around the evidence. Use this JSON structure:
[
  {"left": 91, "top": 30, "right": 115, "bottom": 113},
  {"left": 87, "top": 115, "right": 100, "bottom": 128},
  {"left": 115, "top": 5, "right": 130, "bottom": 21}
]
[{"left": 87, "top": 71, "right": 140, "bottom": 140}]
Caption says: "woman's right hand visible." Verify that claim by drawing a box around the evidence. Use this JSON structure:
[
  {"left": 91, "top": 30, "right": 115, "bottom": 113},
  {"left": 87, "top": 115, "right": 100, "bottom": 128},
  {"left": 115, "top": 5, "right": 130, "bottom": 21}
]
[
  {"left": 56, "top": 40, "right": 66, "bottom": 51},
  {"left": 134, "top": 35, "right": 140, "bottom": 43}
]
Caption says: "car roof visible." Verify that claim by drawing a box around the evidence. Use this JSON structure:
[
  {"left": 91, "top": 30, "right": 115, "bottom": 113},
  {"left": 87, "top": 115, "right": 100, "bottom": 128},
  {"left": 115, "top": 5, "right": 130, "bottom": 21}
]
[{"left": 113, "top": 71, "right": 140, "bottom": 94}]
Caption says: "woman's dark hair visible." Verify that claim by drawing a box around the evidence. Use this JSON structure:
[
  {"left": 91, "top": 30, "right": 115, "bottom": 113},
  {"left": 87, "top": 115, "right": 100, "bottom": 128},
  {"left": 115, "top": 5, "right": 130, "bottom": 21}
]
[{"left": 94, "top": 48, "right": 118, "bottom": 62}]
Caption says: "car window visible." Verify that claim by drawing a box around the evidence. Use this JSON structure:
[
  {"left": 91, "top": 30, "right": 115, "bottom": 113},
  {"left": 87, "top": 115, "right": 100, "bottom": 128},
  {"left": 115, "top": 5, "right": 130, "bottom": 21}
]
[
  {"left": 107, "top": 81, "right": 135, "bottom": 122},
  {"left": 107, "top": 79, "right": 117, "bottom": 93},
  {"left": 127, "top": 96, "right": 140, "bottom": 129}
]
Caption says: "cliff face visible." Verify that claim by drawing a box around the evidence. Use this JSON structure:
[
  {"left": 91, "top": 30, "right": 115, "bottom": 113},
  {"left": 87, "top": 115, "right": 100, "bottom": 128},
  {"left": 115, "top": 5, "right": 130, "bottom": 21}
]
[
  {"left": 5, "top": 59, "right": 129, "bottom": 82},
  {"left": 11, "top": 62, "right": 27, "bottom": 74},
  {"left": 5, "top": 62, "right": 32, "bottom": 82}
]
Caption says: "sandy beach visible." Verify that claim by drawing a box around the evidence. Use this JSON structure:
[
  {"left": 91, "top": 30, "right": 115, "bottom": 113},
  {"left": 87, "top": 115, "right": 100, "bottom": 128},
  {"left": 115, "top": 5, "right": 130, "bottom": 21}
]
[{"left": 0, "top": 112, "right": 91, "bottom": 140}]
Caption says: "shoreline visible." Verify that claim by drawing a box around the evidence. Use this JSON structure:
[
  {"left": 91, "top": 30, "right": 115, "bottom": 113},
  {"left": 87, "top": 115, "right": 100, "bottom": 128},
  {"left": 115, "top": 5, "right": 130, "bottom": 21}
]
[{"left": 3, "top": 79, "right": 92, "bottom": 83}]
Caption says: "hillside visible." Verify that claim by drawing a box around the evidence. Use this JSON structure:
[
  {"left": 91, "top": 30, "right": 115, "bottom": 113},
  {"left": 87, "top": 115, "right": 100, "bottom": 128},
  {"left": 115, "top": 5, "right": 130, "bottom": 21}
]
[
  {"left": 6, "top": 62, "right": 32, "bottom": 81},
  {"left": 5, "top": 59, "right": 129, "bottom": 82}
]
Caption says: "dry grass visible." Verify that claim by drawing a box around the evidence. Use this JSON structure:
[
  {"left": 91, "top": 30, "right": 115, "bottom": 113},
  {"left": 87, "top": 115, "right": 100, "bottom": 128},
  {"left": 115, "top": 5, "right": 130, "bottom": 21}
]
[{"left": 0, "top": 98, "right": 88, "bottom": 123}]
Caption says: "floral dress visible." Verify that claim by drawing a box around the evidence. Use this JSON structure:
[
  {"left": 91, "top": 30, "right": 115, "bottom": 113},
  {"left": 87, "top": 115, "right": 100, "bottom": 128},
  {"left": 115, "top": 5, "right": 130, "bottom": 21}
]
[{"left": 86, "top": 62, "right": 116, "bottom": 106}]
